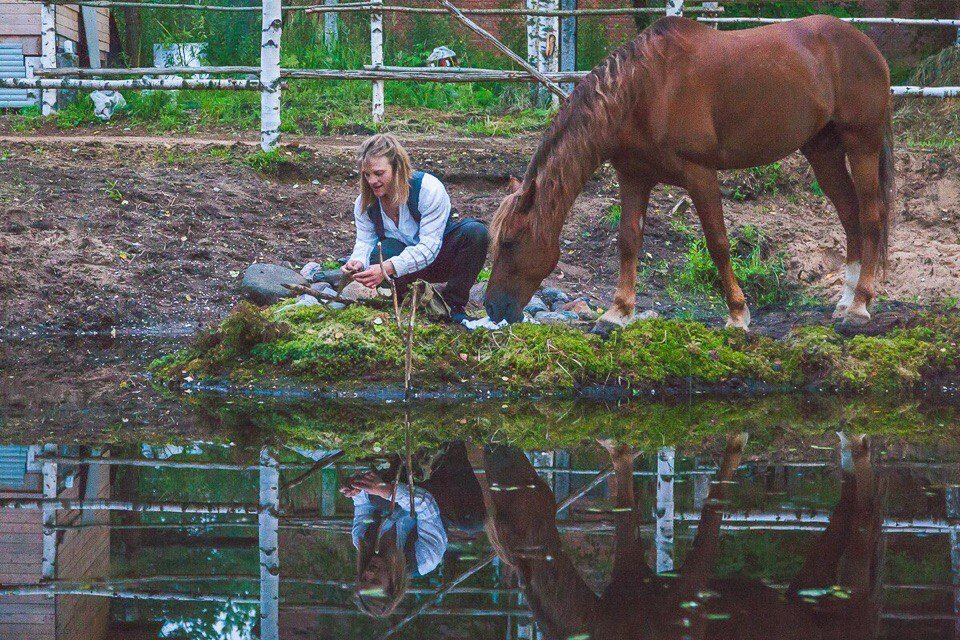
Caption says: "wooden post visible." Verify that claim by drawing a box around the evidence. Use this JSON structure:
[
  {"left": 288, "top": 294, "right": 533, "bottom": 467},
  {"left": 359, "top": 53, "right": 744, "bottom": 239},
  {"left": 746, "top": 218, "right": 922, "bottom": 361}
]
[
  {"left": 260, "top": 0, "right": 283, "bottom": 151},
  {"left": 323, "top": 0, "right": 339, "bottom": 48},
  {"left": 656, "top": 446, "right": 675, "bottom": 574},
  {"left": 41, "top": 444, "right": 57, "bottom": 581},
  {"left": 370, "top": 0, "right": 384, "bottom": 123},
  {"left": 666, "top": 0, "right": 683, "bottom": 17},
  {"left": 559, "top": 0, "right": 576, "bottom": 95},
  {"left": 40, "top": 2, "right": 57, "bottom": 114},
  {"left": 259, "top": 449, "right": 280, "bottom": 640}
]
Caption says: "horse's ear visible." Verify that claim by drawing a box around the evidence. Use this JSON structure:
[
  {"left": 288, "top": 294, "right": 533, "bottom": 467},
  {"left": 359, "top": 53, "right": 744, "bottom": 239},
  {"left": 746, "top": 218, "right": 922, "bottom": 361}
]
[
  {"left": 515, "top": 181, "right": 537, "bottom": 214},
  {"left": 507, "top": 176, "right": 522, "bottom": 194}
]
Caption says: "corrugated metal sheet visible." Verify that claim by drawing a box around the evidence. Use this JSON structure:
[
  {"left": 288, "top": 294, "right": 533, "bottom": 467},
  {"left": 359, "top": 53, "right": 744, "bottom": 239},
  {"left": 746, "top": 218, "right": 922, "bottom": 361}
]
[
  {"left": 0, "top": 43, "right": 36, "bottom": 109},
  {"left": 0, "top": 446, "right": 30, "bottom": 487}
]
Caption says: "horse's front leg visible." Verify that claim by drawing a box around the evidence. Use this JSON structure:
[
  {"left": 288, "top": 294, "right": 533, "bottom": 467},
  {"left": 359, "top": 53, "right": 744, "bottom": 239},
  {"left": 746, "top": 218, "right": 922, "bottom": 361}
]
[
  {"left": 685, "top": 167, "right": 751, "bottom": 329},
  {"left": 594, "top": 177, "right": 654, "bottom": 334}
]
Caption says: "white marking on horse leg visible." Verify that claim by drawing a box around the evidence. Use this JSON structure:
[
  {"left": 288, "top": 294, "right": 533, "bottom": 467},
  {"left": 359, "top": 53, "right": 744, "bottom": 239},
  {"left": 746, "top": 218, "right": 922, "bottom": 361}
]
[
  {"left": 837, "top": 432, "right": 853, "bottom": 473},
  {"left": 835, "top": 261, "right": 861, "bottom": 317},
  {"left": 724, "top": 304, "right": 751, "bottom": 330},
  {"left": 597, "top": 305, "right": 634, "bottom": 329}
]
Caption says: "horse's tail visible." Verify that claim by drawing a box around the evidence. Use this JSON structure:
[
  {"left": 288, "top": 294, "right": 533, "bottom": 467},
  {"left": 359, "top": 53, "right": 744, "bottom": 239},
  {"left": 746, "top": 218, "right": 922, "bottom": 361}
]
[{"left": 877, "top": 109, "right": 895, "bottom": 277}]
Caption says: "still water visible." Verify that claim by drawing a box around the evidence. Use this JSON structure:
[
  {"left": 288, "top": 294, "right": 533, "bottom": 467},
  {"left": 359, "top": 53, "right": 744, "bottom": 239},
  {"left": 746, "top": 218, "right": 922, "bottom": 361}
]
[{"left": 1, "top": 338, "right": 959, "bottom": 639}]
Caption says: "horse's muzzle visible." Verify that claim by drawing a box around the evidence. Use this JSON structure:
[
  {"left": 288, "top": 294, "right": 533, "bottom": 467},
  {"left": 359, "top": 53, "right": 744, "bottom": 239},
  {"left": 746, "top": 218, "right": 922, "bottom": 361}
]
[{"left": 484, "top": 294, "right": 524, "bottom": 325}]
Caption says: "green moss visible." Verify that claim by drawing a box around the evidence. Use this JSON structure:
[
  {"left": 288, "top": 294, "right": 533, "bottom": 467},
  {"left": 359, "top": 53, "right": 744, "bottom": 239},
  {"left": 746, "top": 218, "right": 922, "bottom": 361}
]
[{"left": 149, "top": 304, "right": 960, "bottom": 395}]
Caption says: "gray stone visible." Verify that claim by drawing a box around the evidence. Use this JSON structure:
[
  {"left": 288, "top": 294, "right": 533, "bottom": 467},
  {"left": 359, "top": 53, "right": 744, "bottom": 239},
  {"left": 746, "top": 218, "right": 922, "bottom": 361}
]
[
  {"left": 294, "top": 294, "right": 320, "bottom": 307},
  {"left": 562, "top": 299, "right": 598, "bottom": 321},
  {"left": 300, "top": 262, "right": 344, "bottom": 286},
  {"left": 328, "top": 301, "right": 346, "bottom": 310},
  {"left": 310, "top": 283, "right": 338, "bottom": 299},
  {"left": 242, "top": 263, "right": 308, "bottom": 306},
  {"left": 469, "top": 281, "right": 488, "bottom": 308},
  {"left": 535, "top": 311, "right": 576, "bottom": 326},
  {"left": 524, "top": 295, "right": 548, "bottom": 316},
  {"left": 340, "top": 280, "right": 378, "bottom": 302},
  {"left": 539, "top": 287, "right": 569, "bottom": 308},
  {"left": 633, "top": 310, "right": 661, "bottom": 322}
]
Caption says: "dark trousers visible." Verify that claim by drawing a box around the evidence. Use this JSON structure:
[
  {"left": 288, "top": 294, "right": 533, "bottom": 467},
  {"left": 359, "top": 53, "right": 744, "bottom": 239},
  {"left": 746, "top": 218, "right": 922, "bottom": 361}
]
[{"left": 368, "top": 218, "right": 489, "bottom": 311}]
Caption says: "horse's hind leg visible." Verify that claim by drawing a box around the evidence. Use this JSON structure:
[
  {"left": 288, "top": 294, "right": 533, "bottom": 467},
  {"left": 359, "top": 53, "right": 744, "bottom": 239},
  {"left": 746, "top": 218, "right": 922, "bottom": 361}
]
[
  {"left": 595, "top": 174, "right": 655, "bottom": 334},
  {"left": 801, "top": 131, "right": 862, "bottom": 319},
  {"left": 685, "top": 167, "right": 750, "bottom": 328},
  {"left": 843, "top": 133, "right": 887, "bottom": 324},
  {"left": 787, "top": 433, "right": 866, "bottom": 595}
]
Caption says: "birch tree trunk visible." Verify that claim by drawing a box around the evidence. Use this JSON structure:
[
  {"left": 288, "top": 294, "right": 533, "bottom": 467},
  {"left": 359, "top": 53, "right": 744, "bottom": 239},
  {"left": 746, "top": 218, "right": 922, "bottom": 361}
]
[
  {"left": 525, "top": 0, "right": 538, "bottom": 107},
  {"left": 665, "top": 0, "right": 683, "bottom": 17},
  {"left": 259, "top": 449, "right": 280, "bottom": 640},
  {"left": 260, "top": 0, "right": 283, "bottom": 151},
  {"left": 947, "top": 487, "right": 960, "bottom": 637},
  {"left": 656, "top": 446, "right": 675, "bottom": 574},
  {"left": 538, "top": 0, "right": 559, "bottom": 109},
  {"left": 370, "top": 0, "right": 384, "bottom": 123},
  {"left": 40, "top": 2, "right": 57, "bottom": 115},
  {"left": 41, "top": 444, "right": 57, "bottom": 580},
  {"left": 324, "top": 0, "right": 339, "bottom": 48},
  {"left": 559, "top": 0, "right": 576, "bottom": 95}
]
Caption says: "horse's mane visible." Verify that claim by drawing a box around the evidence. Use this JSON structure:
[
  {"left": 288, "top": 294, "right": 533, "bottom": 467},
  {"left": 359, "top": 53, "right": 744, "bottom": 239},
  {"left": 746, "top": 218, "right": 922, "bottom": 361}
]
[{"left": 491, "top": 17, "right": 689, "bottom": 253}]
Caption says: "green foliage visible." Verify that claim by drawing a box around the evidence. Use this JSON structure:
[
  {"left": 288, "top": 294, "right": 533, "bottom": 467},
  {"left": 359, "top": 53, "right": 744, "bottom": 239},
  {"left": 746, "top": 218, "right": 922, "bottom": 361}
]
[
  {"left": 149, "top": 301, "right": 960, "bottom": 395},
  {"left": 604, "top": 204, "right": 622, "bottom": 230},
  {"left": 243, "top": 148, "right": 309, "bottom": 175},
  {"left": 672, "top": 224, "right": 791, "bottom": 308}
]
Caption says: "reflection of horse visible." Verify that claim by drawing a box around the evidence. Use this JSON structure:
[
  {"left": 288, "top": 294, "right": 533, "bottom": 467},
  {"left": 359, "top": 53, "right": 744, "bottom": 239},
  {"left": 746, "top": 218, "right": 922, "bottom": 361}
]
[
  {"left": 479, "top": 434, "right": 884, "bottom": 640},
  {"left": 485, "top": 15, "right": 894, "bottom": 330}
]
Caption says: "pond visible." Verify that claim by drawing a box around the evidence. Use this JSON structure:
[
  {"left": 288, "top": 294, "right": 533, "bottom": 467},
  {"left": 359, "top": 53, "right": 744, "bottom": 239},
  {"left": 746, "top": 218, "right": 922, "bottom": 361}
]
[{"left": 1, "top": 337, "right": 959, "bottom": 639}]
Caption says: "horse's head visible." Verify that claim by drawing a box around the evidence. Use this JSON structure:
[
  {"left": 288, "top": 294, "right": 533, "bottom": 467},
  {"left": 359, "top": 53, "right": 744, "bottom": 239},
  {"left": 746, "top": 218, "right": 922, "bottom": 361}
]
[{"left": 485, "top": 177, "right": 560, "bottom": 324}]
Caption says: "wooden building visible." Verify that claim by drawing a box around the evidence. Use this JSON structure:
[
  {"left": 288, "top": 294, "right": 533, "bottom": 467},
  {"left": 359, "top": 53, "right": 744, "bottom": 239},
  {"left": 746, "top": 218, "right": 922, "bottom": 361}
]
[{"left": 0, "top": 0, "right": 112, "bottom": 108}]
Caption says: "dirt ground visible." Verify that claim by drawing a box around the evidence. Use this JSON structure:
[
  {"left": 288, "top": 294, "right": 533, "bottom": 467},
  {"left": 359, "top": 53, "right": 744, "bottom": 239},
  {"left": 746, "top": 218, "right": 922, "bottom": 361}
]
[{"left": 1, "top": 128, "right": 958, "bottom": 337}]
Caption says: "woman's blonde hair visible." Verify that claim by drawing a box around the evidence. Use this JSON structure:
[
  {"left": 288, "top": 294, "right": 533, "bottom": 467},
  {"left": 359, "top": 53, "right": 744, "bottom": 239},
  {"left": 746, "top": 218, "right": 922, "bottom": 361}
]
[
  {"left": 358, "top": 134, "right": 412, "bottom": 211},
  {"left": 354, "top": 519, "right": 409, "bottom": 618}
]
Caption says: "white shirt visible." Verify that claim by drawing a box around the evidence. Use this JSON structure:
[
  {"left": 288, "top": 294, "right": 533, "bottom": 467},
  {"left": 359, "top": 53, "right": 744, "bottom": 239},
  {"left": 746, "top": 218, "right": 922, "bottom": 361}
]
[
  {"left": 348, "top": 173, "right": 451, "bottom": 278},
  {"left": 351, "top": 485, "right": 448, "bottom": 577}
]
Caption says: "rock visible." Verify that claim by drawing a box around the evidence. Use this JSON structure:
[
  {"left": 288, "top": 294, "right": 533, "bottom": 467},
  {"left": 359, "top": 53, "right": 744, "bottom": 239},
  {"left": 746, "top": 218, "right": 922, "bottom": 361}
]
[
  {"left": 294, "top": 294, "right": 320, "bottom": 307},
  {"left": 524, "top": 295, "right": 548, "bottom": 316},
  {"left": 539, "top": 287, "right": 569, "bottom": 308},
  {"left": 535, "top": 311, "right": 577, "bottom": 326},
  {"left": 340, "top": 280, "right": 378, "bottom": 302},
  {"left": 469, "top": 281, "right": 488, "bottom": 308},
  {"left": 328, "top": 301, "right": 346, "bottom": 310},
  {"left": 633, "top": 310, "right": 661, "bottom": 322},
  {"left": 242, "top": 263, "right": 309, "bottom": 306},
  {"left": 562, "top": 299, "right": 598, "bottom": 321},
  {"left": 300, "top": 262, "right": 323, "bottom": 281},
  {"left": 310, "top": 283, "right": 337, "bottom": 299},
  {"left": 320, "top": 269, "right": 345, "bottom": 285}
]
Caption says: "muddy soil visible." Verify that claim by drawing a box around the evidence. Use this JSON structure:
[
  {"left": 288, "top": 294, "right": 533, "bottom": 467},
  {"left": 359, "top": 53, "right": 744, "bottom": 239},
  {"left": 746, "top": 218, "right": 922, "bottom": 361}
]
[{"left": 1, "top": 129, "right": 958, "bottom": 337}]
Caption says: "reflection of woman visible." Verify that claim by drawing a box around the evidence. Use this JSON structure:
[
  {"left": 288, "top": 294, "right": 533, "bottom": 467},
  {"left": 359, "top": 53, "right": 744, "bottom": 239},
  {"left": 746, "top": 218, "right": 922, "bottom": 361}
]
[{"left": 341, "top": 442, "right": 484, "bottom": 617}]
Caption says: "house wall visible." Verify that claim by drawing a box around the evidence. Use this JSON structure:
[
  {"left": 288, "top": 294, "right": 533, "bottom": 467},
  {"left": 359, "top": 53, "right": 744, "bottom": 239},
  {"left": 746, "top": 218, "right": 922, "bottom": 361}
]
[{"left": 0, "top": 0, "right": 111, "bottom": 59}]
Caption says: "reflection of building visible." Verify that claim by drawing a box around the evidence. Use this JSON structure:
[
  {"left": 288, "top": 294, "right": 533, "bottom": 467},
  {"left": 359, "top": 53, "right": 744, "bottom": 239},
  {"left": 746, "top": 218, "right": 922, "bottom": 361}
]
[{"left": 0, "top": 446, "right": 110, "bottom": 640}]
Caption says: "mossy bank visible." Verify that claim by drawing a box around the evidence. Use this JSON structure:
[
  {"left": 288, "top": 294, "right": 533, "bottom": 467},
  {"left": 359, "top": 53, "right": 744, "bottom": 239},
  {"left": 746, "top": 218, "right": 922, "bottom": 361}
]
[{"left": 149, "top": 302, "right": 960, "bottom": 396}]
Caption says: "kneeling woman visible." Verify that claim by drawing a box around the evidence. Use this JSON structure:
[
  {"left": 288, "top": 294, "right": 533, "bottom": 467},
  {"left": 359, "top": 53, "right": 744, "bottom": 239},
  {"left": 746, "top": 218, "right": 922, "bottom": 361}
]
[{"left": 343, "top": 134, "right": 489, "bottom": 323}]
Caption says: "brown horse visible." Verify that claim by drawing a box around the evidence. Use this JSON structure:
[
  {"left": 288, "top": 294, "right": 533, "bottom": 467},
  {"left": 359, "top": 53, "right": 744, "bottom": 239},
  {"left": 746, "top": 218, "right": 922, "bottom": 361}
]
[
  {"left": 485, "top": 15, "right": 894, "bottom": 329},
  {"left": 479, "top": 434, "right": 885, "bottom": 640}
]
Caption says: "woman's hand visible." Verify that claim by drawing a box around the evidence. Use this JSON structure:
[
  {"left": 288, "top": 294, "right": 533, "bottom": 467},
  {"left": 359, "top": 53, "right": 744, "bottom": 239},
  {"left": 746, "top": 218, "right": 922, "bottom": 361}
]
[
  {"left": 342, "top": 472, "right": 392, "bottom": 499},
  {"left": 354, "top": 262, "right": 395, "bottom": 289},
  {"left": 341, "top": 260, "right": 364, "bottom": 276}
]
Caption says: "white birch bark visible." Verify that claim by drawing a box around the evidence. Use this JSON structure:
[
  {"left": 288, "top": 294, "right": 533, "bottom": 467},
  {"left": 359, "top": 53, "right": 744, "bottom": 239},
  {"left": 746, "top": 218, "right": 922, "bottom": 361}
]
[
  {"left": 656, "top": 446, "right": 675, "bottom": 574},
  {"left": 260, "top": 0, "right": 283, "bottom": 151},
  {"left": 324, "top": 0, "right": 339, "bottom": 48},
  {"left": 526, "top": 0, "right": 538, "bottom": 107},
  {"left": 41, "top": 444, "right": 57, "bottom": 581},
  {"left": 539, "top": 0, "right": 559, "bottom": 109},
  {"left": 665, "top": 0, "right": 683, "bottom": 17},
  {"left": 370, "top": 0, "right": 384, "bottom": 123},
  {"left": 0, "top": 77, "right": 260, "bottom": 91},
  {"left": 259, "top": 449, "right": 280, "bottom": 640},
  {"left": 40, "top": 2, "right": 57, "bottom": 115},
  {"left": 947, "top": 487, "right": 960, "bottom": 637}
]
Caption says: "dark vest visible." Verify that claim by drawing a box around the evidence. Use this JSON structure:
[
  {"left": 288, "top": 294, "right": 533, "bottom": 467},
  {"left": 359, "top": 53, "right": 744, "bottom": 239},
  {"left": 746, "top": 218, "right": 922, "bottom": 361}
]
[{"left": 365, "top": 171, "right": 453, "bottom": 240}]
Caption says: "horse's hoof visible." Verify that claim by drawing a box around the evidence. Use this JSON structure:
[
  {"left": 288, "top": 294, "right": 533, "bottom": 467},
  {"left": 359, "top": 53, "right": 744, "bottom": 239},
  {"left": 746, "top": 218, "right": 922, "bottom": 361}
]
[
  {"left": 591, "top": 317, "right": 624, "bottom": 338},
  {"left": 832, "top": 304, "right": 849, "bottom": 319},
  {"left": 841, "top": 307, "right": 871, "bottom": 326},
  {"left": 724, "top": 317, "right": 750, "bottom": 330}
]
